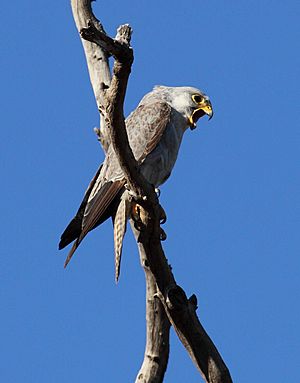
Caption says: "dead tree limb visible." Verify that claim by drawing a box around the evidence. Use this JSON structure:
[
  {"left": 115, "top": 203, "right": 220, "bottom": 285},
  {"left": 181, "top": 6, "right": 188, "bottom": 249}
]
[
  {"left": 70, "top": 1, "right": 232, "bottom": 382},
  {"left": 71, "top": 0, "right": 111, "bottom": 149},
  {"left": 71, "top": 1, "right": 170, "bottom": 382},
  {"left": 132, "top": 223, "right": 170, "bottom": 383}
]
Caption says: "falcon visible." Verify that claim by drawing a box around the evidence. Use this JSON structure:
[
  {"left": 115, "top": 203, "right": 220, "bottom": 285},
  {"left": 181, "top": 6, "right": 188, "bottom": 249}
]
[{"left": 59, "top": 86, "right": 213, "bottom": 280}]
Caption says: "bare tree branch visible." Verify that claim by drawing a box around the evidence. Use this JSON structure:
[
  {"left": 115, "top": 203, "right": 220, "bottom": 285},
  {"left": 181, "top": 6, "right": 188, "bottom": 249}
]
[
  {"left": 69, "top": 1, "right": 232, "bottom": 382},
  {"left": 132, "top": 207, "right": 232, "bottom": 383},
  {"left": 132, "top": 223, "right": 170, "bottom": 383},
  {"left": 71, "top": 0, "right": 111, "bottom": 149},
  {"left": 76, "top": 10, "right": 157, "bottom": 205},
  {"left": 70, "top": 1, "right": 170, "bottom": 381}
]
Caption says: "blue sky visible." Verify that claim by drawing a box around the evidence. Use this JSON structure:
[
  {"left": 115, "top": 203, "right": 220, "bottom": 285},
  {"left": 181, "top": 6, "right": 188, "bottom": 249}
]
[{"left": 1, "top": 1, "right": 299, "bottom": 382}]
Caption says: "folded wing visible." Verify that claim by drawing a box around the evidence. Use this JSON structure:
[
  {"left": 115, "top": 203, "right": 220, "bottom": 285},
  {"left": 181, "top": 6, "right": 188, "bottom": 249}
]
[{"left": 59, "top": 101, "right": 172, "bottom": 269}]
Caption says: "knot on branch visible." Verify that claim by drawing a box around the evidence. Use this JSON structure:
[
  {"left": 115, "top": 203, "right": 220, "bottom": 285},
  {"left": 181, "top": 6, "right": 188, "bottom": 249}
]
[
  {"left": 165, "top": 285, "right": 188, "bottom": 311},
  {"left": 188, "top": 294, "right": 198, "bottom": 310},
  {"left": 160, "top": 227, "right": 167, "bottom": 241},
  {"left": 80, "top": 19, "right": 101, "bottom": 43}
]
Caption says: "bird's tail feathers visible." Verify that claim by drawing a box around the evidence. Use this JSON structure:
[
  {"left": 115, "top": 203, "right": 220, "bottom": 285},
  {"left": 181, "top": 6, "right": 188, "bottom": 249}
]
[
  {"left": 62, "top": 180, "right": 125, "bottom": 268},
  {"left": 113, "top": 196, "right": 131, "bottom": 282},
  {"left": 64, "top": 240, "right": 80, "bottom": 268}
]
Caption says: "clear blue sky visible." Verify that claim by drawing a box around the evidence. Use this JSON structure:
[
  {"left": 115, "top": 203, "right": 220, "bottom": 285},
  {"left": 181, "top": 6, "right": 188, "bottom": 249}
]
[{"left": 1, "top": 1, "right": 299, "bottom": 382}]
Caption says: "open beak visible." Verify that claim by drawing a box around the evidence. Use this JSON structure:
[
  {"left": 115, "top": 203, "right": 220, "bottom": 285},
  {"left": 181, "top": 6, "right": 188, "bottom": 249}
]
[
  {"left": 199, "top": 102, "right": 213, "bottom": 120},
  {"left": 189, "top": 101, "right": 213, "bottom": 129}
]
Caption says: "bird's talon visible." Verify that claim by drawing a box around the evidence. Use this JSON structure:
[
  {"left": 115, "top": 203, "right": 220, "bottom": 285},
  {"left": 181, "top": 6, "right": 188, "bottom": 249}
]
[
  {"left": 124, "top": 183, "right": 131, "bottom": 192},
  {"left": 131, "top": 202, "right": 140, "bottom": 220},
  {"left": 155, "top": 188, "right": 161, "bottom": 197},
  {"left": 159, "top": 205, "right": 167, "bottom": 224},
  {"left": 160, "top": 228, "right": 167, "bottom": 241},
  {"left": 125, "top": 185, "right": 139, "bottom": 199},
  {"left": 160, "top": 216, "right": 167, "bottom": 225},
  {"left": 59, "top": 87, "right": 212, "bottom": 268},
  {"left": 134, "top": 220, "right": 144, "bottom": 232}
]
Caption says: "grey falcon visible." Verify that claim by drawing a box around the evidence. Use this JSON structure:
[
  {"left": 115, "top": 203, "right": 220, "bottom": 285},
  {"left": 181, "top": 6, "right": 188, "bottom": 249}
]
[{"left": 59, "top": 86, "right": 213, "bottom": 280}]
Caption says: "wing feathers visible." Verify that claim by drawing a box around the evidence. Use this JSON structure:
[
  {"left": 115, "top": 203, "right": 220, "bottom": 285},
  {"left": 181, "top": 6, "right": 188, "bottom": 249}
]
[
  {"left": 59, "top": 165, "right": 103, "bottom": 250},
  {"left": 60, "top": 101, "right": 172, "bottom": 270},
  {"left": 80, "top": 180, "right": 125, "bottom": 241},
  {"left": 63, "top": 180, "right": 125, "bottom": 267},
  {"left": 136, "top": 102, "right": 171, "bottom": 164}
]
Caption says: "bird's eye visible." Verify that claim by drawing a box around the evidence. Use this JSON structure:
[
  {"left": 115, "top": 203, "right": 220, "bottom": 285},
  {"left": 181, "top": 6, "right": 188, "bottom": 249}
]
[{"left": 192, "top": 94, "right": 204, "bottom": 104}]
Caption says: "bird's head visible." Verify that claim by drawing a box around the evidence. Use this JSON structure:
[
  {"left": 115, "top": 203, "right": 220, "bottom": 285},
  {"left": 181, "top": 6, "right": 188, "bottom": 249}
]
[
  {"left": 187, "top": 89, "right": 213, "bottom": 130},
  {"left": 154, "top": 86, "right": 213, "bottom": 130}
]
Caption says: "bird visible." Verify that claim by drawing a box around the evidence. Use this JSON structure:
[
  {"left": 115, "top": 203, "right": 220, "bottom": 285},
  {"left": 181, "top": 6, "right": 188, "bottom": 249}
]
[{"left": 59, "top": 86, "right": 213, "bottom": 280}]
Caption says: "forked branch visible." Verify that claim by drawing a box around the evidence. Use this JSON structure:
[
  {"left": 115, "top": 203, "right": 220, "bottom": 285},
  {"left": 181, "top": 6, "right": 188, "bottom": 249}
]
[{"left": 70, "top": 1, "right": 232, "bottom": 382}]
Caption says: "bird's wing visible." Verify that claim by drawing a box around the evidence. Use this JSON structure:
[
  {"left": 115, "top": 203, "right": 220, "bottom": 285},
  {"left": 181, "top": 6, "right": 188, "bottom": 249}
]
[
  {"left": 109, "top": 102, "right": 172, "bottom": 278},
  {"left": 126, "top": 101, "right": 172, "bottom": 163},
  {"left": 63, "top": 179, "right": 125, "bottom": 268},
  {"left": 59, "top": 164, "right": 103, "bottom": 250},
  {"left": 80, "top": 100, "right": 172, "bottom": 233},
  {"left": 61, "top": 101, "right": 172, "bottom": 267}
]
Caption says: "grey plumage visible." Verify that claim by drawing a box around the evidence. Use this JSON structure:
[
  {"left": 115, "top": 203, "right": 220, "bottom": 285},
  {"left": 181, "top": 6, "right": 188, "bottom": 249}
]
[{"left": 59, "top": 86, "right": 213, "bottom": 277}]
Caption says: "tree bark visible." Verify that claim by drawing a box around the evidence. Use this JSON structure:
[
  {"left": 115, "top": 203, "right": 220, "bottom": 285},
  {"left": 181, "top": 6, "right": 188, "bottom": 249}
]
[
  {"left": 132, "top": 223, "right": 170, "bottom": 383},
  {"left": 71, "top": 0, "right": 111, "bottom": 150},
  {"left": 70, "top": 2, "right": 170, "bottom": 381},
  {"left": 69, "top": 1, "right": 233, "bottom": 382}
]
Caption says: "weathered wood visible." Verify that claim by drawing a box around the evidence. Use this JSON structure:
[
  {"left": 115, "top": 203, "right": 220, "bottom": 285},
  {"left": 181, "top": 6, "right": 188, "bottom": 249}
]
[
  {"left": 132, "top": 205, "right": 232, "bottom": 383},
  {"left": 71, "top": 0, "right": 111, "bottom": 149},
  {"left": 70, "top": 2, "right": 170, "bottom": 381},
  {"left": 133, "top": 223, "right": 170, "bottom": 383},
  {"left": 69, "top": 1, "right": 232, "bottom": 382}
]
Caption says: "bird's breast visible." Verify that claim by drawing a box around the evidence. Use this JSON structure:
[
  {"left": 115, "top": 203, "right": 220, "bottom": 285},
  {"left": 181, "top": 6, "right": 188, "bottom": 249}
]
[{"left": 140, "top": 121, "right": 185, "bottom": 186}]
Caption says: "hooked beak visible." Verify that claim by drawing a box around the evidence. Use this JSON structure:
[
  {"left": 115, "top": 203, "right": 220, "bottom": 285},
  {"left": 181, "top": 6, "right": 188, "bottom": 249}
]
[{"left": 188, "top": 101, "right": 213, "bottom": 129}]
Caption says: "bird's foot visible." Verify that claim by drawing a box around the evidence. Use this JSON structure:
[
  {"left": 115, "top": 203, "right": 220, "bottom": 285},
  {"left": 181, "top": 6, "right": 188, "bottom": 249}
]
[
  {"left": 124, "top": 183, "right": 147, "bottom": 201},
  {"left": 160, "top": 227, "right": 167, "bottom": 241},
  {"left": 124, "top": 183, "right": 137, "bottom": 197},
  {"left": 131, "top": 202, "right": 145, "bottom": 232},
  {"left": 158, "top": 204, "right": 167, "bottom": 224}
]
